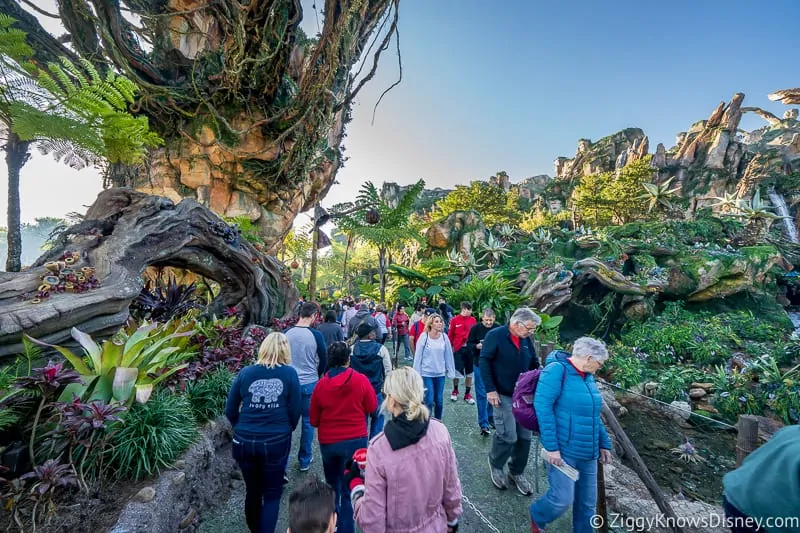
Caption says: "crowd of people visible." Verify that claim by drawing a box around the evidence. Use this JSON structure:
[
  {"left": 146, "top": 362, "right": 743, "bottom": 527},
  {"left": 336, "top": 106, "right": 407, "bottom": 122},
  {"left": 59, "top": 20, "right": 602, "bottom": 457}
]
[{"left": 224, "top": 298, "right": 790, "bottom": 533}]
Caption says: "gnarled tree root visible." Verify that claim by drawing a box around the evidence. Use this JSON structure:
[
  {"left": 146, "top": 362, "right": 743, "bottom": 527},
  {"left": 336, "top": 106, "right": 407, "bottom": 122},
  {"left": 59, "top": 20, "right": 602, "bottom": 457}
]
[{"left": 0, "top": 188, "right": 297, "bottom": 358}]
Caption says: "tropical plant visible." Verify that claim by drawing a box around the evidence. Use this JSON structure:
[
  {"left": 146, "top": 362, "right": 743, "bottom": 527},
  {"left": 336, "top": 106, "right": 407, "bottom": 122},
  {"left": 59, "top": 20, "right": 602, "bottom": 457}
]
[
  {"left": 445, "top": 248, "right": 480, "bottom": 275},
  {"left": 529, "top": 228, "right": 554, "bottom": 253},
  {"left": 638, "top": 176, "right": 681, "bottom": 215},
  {"left": 604, "top": 345, "right": 645, "bottom": 389},
  {"left": 28, "top": 320, "right": 197, "bottom": 406},
  {"left": 0, "top": 18, "right": 161, "bottom": 271},
  {"left": 182, "top": 318, "right": 267, "bottom": 381},
  {"left": 709, "top": 192, "right": 740, "bottom": 214},
  {"left": 496, "top": 224, "right": 519, "bottom": 243},
  {"left": 478, "top": 233, "right": 509, "bottom": 266},
  {"left": 130, "top": 276, "right": 203, "bottom": 322},
  {"left": 534, "top": 313, "right": 563, "bottom": 345},
  {"left": 186, "top": 368, "right": 235, "bottom": 424},
  {"left": 105, "top": 392, "right": 198, "bottom": 480},
  {"left": 443, "top": 273, "right": 525, "bottom": 323},
  {"left": 331, "top": 179, "right": 426, "bottom": 301}
]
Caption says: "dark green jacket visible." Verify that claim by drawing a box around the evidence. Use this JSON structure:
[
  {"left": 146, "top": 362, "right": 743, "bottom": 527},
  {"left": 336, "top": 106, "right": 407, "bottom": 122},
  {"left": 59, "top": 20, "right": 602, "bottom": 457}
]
[{"left": 723, "top": 425, "right": 800, "bottom": 532}]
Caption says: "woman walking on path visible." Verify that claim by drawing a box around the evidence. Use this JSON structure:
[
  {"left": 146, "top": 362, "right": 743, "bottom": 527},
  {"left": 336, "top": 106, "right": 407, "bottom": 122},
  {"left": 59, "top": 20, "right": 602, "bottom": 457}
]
[
  {"left": 413, "top": 313, "right": 456, "bottom": 420},
  {"left": 530, "top": 337, "right": 614, "bottom": 533},
  {"left": 346, "top": 367, "right": 463, "bottom": 533},
  {"left": 310, "top": 342, "right": 377, "bottom": 533},
  {"left": 225, "top": 332, "right": 301, "bottom": 533}
]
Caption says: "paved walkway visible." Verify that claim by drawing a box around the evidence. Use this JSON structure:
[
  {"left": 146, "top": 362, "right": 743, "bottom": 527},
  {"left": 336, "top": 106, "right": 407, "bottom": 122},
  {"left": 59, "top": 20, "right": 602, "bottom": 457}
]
[{"left": 200, "top": 361, "right": 572, "bottom": 532}]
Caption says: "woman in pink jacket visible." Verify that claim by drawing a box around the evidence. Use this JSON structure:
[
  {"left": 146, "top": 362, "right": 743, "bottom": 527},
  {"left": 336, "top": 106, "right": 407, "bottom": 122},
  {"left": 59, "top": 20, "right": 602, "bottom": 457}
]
[{"left": 345, "top": 366, "right": 463, "bottom": 533}]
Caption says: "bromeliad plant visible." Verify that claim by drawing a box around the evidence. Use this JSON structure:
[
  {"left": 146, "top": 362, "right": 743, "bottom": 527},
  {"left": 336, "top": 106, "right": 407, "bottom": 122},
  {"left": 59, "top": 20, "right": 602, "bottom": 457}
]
[{"left": 27, "top": 319, "right": 197, "bottom": 406}]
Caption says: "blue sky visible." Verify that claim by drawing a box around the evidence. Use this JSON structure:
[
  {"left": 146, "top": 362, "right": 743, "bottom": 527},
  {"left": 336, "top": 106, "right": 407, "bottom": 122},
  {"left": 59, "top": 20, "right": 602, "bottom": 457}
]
[{"left": 2, "top": 0, "right": 798, "bottom": 225}]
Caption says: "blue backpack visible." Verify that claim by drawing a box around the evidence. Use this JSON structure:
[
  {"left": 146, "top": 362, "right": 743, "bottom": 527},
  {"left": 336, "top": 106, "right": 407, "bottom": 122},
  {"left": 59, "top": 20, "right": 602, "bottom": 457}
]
[{"left": 511, "top": 352, "right": 568, "bottom": 432}]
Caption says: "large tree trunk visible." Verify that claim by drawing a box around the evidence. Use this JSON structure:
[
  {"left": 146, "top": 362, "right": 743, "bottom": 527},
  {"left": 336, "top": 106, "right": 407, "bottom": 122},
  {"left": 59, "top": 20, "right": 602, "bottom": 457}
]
[
  {"left": 378, "top": 246, "right": 387, "bottom": 303},
  {"left": 1, "top": 0, "right": 398, "bottom": 250},
  {"left": 4, "top": 132, "right": 31, "bottom": 272},
  {"left": 0, "top": 188, "right": 297, "bottom": 358}
]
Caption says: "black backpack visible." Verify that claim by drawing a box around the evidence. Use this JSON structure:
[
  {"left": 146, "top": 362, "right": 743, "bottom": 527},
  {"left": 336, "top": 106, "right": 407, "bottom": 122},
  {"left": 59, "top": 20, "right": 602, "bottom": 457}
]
[{"left": 350, "top": 341, "right": 385, "bottom": 396}]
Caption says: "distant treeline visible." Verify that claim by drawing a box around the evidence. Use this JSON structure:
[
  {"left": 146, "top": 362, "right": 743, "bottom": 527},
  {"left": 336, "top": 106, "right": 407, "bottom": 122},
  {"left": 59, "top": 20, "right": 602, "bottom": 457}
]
[{"left": 0, "top": 217, "right": 64, "bottom": 270}]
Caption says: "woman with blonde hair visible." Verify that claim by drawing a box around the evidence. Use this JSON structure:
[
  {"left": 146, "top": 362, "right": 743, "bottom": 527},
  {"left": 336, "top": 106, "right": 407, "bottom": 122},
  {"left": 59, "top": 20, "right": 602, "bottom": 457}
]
[
  {"left": 225, "top": 332, "right": 301, "bottom": 533},
  {"left": 346, "top": 367, "right": 463, "bottom": 533},
  {"left": 413, "top": 313, "right": 456, "bottom": 420}
]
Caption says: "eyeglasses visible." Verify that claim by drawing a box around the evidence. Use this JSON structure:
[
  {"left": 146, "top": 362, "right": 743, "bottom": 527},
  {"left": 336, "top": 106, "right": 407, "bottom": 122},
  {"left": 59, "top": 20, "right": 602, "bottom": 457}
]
[{"left": 522, "top": 323, "right": 537, "bottom": 332}]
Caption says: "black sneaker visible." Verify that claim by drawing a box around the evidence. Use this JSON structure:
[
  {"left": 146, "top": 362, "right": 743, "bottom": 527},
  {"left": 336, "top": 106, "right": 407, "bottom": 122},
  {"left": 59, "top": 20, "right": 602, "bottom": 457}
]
[
  {"left": 480, "top": 427, "right": 491, "bottom": 437},
  {"left": 488, "top": 417, "right": 495, "bottom": 429}
]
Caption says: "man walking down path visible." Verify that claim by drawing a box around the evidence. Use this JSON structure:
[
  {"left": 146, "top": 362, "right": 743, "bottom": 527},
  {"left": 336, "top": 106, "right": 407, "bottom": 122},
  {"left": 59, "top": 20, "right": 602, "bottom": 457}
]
[
  {"left": 392, "top": 304, "right": 412, "bottom": 361},
  {"left": 479, "top": 307, "right": 541, "bottom": 496},
  {"left": 349, "top": 323, "right": 393, "bottom": 439},
  {"left": 448, "top": 302, "right": 477, "bottom": 404},
  {"left": 467, "top": 308, "right": 501, "bottom": 436},
  {"left": 286, "top": 302, "right": 328, "bottom": 471},
  {"left": 347, "top": 303, "right": 380, "bottom": 339}
]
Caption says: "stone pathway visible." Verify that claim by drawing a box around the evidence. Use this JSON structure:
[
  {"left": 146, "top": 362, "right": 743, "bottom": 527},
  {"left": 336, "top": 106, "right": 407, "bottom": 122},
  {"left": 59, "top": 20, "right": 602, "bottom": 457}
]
[{"left": 200, "top": 360, "right": 572, "bottom": 533}]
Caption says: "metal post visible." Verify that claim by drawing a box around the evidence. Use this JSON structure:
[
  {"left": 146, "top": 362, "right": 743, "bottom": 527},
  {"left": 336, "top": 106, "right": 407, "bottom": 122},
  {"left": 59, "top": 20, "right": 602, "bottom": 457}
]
[{"left": 736, "top": 415, "right": 760, "bottom": 467}]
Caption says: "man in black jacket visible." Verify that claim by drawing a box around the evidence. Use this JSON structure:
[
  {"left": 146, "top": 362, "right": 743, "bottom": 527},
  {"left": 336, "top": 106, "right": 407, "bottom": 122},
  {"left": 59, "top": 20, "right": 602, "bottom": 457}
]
[
  {"left": 467, "top": 308, "right": 502, "bottom": 436},
  {"left": 479, "top": 307, "right": 541, "bottom": 495}
]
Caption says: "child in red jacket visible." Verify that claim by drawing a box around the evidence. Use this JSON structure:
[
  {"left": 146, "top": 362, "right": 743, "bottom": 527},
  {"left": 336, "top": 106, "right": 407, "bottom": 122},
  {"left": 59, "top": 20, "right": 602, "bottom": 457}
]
[{"left": 447, "top": 302, "right": 476, "bottom": 404}]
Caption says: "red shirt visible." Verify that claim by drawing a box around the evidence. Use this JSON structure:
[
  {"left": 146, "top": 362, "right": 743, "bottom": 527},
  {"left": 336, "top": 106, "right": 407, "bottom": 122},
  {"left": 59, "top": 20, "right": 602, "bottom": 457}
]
[
  {"left": 448, "top": 314, "right": 477, "bottom": 352},
  {"left": 567, "top": 358, "right": 586, "bottom": 378},
  {"left": 309, "top": 368, "right": 377, "bottom": 445},
  {"left": 510, "top": 334, "right": 521, "bottom": 350},
  {"left": 393, "top": 312, "right": 410, "bottom": 336}
]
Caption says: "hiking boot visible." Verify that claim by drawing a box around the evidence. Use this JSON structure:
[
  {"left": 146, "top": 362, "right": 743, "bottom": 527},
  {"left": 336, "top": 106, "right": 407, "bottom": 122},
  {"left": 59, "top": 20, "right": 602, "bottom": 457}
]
[
  {"left": 488, "top": 457, "right": 507, "bottom": 490},
  {"left": 464, "top": 393, "right": 475, "bottom": 405},
  {"left": 508, "top": 472, "right": 533, "bottom": 495},
  {"left": 450, "top": 390, "right": 459, "bottom": 402}
]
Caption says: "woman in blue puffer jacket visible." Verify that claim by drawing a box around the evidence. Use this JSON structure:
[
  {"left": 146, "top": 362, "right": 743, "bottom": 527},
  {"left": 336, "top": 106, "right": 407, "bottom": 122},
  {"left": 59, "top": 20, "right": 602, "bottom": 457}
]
[{"left": 530, "top": 337, "right": 614, "bottom": 533}]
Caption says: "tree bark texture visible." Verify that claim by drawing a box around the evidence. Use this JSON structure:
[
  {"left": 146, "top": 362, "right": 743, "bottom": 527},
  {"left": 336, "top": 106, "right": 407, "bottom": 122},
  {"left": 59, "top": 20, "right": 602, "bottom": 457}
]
[
  {"left": 4, "top": 132, "right": 31, "bottom": 272},
  {"left": 0, "top": 188, "right": 297, "bottom": 358},
  {"left": 1, "top": 0, "right": 398, "bottom": 249}
]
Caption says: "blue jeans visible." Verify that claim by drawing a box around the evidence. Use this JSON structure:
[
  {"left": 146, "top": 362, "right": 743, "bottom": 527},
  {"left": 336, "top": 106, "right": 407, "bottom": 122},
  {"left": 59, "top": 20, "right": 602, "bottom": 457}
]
[
  {"left": 422, "top": 376, "right": 445, "bottom": 420},
  {"left": 232, "top": 434, "right": 290, "bottom": 533},
  {"left": 367, "top": 392, "right": 385, "bottom": 439},
  {"left": 473, "top": 365, "right": 494, "bottom": 429},
  {"left": 530, "top": 455, "right": 598, "bottom": 533},
  {"left": 299, "top": 382, "right": 316, "bottom": 467},
  {"left": 394, "top": 334, "right": 411, "bottom": 359},
  {"left": 320, "top": 437, "right": 368, "bottom": 533}
]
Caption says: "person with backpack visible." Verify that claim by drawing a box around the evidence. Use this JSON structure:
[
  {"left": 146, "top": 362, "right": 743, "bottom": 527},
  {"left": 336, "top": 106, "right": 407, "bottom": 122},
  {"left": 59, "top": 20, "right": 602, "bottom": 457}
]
[
  {"left": 347, "top": 303, "right": 379, "bottom": 339},
  {"left": 479, "top": 307, "right": 541, "bottom": 496},
  {"left": 372, "top": 304, "right": 392, "bottom": 345},
  {"left": 413, "top": 313, "right": 456, "bottom": 420},
  {"left": 350, "top": 323, "right": 393, "bottom": 439},
  {"left": 317, "top": 310, "right": 344, "bottom": 348},
  {"left": 529, "top": 337, "right": 614, "bottom": 533},
  {"left": 467, "top": 308, "right": 501, "bottom": 436}
]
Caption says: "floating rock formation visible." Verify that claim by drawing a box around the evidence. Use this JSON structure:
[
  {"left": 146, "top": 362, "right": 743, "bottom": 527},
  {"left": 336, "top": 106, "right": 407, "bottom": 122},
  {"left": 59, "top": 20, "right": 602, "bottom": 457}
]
[{"left": 425, "top": 210, "right": 485, "bottom": 254}]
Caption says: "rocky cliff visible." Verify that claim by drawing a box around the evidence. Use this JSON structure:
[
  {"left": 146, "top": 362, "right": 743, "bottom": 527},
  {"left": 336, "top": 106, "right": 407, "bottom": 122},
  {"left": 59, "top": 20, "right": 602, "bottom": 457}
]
[{"left": 552, "top": 93, "right": 800, "bottom": 226}]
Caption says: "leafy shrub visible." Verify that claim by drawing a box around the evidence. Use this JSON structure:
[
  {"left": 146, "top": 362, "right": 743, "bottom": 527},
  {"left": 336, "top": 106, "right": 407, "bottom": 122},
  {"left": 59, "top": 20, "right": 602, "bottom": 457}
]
[
  {"left": 443, "top": 273, "right": 525, "bottom": 323},
  {"left": 604, "top": 344, "right": 645, "bottom": 389},
  {"left": 620, "top": 302, "right": 733, "bottom": 366},
  {"left": 182, "top": 317, "right": 267, "bottom": 381},
  {"left": 106, "top": 392, "right": 198, "bottom": 480},
  {"left": 654, "top": 366, "right": 705, "bottom": 403},
  {"left": 186, "top": 368, "right": 234, "bottom": 423},
  {"left": 709, "top": 366, "right": 763, "bottom": 423}
]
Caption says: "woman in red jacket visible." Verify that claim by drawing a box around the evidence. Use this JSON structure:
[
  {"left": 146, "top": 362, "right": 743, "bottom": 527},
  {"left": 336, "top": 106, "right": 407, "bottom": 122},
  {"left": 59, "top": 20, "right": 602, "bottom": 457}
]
[{"left": 310, "top": 341, "right": 377, "bottom": 533}]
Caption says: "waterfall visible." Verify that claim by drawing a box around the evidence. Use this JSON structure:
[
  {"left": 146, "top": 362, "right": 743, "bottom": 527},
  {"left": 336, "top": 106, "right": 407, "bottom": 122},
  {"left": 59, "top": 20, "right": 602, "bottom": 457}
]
[{"left": 768, "top": 189, "right": 799, "bottom": 243}]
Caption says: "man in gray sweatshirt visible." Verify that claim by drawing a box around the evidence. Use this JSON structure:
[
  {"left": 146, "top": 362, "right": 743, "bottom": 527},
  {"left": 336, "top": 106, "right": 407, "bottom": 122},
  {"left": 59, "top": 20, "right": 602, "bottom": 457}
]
[
  {"left": 285, "top": 301, "right": 327, "bottom": 471},
  {"left": 346, "top": 303, "right": 379, "bottom": 338}
]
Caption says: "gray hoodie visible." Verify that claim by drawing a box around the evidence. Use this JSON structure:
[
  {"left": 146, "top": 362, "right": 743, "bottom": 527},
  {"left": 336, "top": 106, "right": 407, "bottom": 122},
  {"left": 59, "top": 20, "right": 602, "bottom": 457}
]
[{"left": 347, "top": 309, "right": 379, "bottom": 337}]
